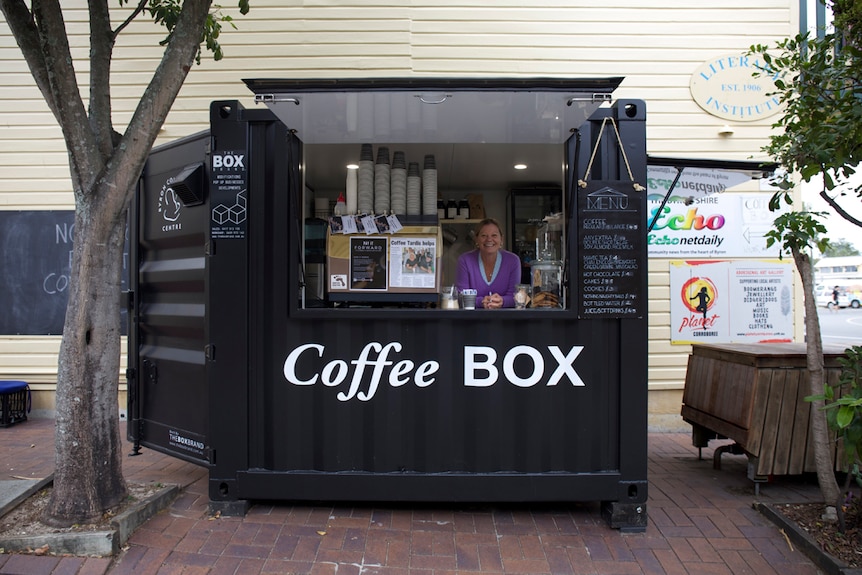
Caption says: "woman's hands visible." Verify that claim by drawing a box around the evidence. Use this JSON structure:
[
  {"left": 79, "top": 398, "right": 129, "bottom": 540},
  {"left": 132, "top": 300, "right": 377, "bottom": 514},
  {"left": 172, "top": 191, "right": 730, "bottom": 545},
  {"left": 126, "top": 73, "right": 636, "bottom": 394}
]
[{"left": 482, "top": 293, "right": 503, "bottom": 309}]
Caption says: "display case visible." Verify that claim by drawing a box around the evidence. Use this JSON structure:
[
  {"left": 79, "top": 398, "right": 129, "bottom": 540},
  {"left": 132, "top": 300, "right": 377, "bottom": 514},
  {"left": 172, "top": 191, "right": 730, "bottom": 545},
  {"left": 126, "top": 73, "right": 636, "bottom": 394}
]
[{"left": 509, "top": 188, "right": 563, "bottom": 284}]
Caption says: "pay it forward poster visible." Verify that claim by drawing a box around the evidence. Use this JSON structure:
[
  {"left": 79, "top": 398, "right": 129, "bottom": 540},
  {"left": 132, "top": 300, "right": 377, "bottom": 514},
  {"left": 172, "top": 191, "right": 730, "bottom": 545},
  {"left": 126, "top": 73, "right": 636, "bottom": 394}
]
[{"left": 669, "top": 260, "right": 794, "bottom": 344}]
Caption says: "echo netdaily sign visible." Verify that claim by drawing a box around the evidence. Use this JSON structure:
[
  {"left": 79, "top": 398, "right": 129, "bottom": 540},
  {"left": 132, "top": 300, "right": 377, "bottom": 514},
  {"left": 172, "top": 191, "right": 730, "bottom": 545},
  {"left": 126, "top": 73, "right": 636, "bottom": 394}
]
[{"left": 689, "top": 53, "right": 783, "bottom": 122}]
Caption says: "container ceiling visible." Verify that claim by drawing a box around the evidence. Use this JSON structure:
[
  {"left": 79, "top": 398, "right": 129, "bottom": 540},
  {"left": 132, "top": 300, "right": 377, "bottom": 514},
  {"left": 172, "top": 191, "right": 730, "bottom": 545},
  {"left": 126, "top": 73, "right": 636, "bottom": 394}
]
[{"left": 242, "top": 77, "right": 623, "bottom": 194}]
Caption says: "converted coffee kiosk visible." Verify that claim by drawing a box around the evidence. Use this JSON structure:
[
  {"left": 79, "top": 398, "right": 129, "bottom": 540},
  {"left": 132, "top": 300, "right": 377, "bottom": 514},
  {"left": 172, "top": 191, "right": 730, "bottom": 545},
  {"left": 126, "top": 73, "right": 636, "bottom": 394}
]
[{"left": 128, "top": 78, "right": 649, "bottom": 531}]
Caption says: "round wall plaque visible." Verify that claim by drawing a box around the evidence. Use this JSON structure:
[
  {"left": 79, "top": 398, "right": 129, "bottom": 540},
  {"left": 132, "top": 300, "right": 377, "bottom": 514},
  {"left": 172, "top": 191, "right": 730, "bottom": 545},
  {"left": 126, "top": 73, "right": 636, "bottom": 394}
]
[{"left": 689, "top": 53, "right": 783, "bottom": 122}]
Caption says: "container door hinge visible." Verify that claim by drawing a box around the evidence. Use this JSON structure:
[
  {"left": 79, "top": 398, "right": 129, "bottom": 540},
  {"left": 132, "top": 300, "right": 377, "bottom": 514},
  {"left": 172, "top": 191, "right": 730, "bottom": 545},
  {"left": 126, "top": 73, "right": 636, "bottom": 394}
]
[
  {"left": 205, "top": 240, "right": 215, "bottom": 256},
  {"left": 126, "top": 368, "right": 137, "bottom": 410},
  {"left": 205, "top": 344, "right": 215, "bottom": 361},
  {"left": 122, "top": 290, "right": 134, "bottom": 310}
]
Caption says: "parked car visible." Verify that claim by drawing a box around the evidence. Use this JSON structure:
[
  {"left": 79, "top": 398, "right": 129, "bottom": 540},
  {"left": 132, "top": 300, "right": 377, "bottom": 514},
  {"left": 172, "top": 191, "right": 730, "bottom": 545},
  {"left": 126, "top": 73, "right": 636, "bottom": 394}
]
[{"left": 815, "top": 284, "right": 862, "bottom": 308}]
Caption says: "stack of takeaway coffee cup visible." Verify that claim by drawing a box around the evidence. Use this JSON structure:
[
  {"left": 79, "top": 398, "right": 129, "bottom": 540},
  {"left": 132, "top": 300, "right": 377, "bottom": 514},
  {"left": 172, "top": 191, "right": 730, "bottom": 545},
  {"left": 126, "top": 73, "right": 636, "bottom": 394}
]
[
  {"left": 422, "top": 154, "right": 438, "bottom": 215},
  {"left": 345, "top": 166, "right": 358, "bottom": 215},
  {"left": 406, "top": 162, "right": 422, "bottom": 215},
  {"left": 357, "top": 143, "right": 374, "bottom": 214},
  {"left": 390, "top": 151, "right": 407, "bottom": 215},
  {"left": 374, "top": 146, "right": 391, "bottom": 214}
]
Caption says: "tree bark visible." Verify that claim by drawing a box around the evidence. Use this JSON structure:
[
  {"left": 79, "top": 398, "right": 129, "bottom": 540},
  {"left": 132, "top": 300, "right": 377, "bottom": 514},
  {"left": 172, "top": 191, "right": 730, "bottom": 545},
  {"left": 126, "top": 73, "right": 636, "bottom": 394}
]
[
  {"left": 0, "top": 0, "right": 215, "bottom": 525},
  {"left": 44, "top": 204, "right": 128, "bottom": 526},
  {"left": 792, "top": 246, "right": 841, "bottom": 508}
]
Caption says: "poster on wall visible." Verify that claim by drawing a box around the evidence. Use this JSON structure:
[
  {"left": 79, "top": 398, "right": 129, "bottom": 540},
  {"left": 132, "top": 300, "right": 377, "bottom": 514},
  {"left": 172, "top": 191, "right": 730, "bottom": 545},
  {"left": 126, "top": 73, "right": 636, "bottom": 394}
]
[
  {"left": 389, "top": 237, "right": 437, "bottom": 289},
  {"left": 648, "top": 192, "right": 786, "bottom": 258},
  {"left": 350, "top": 237, "right": 388, "bottom": 290},
  {"left": 669, "top": 260, "right": 794, "bottom": 344}
]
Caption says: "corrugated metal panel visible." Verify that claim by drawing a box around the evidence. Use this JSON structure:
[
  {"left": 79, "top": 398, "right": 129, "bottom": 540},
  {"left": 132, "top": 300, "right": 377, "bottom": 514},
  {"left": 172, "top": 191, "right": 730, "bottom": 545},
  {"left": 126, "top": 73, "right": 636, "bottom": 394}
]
[
  {"left": 265, "top": 316, "right": 622, "bottom": 475},
  {"left": 128, "top": 132, "right": 212, "bottom": 465}
]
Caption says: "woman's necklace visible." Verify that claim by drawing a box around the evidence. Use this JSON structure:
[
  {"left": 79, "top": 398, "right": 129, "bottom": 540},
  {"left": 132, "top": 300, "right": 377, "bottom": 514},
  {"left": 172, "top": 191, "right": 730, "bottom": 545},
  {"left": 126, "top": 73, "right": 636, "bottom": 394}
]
[{"left": 481, "top": 252, "right": 499, "bottom": 282}]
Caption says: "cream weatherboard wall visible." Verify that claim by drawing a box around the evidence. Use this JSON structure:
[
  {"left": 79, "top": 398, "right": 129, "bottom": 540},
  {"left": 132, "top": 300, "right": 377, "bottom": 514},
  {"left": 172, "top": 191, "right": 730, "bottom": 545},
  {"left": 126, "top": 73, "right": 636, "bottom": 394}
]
[{"left": 0, "top": 1, "right": 803, "bottom": 425}]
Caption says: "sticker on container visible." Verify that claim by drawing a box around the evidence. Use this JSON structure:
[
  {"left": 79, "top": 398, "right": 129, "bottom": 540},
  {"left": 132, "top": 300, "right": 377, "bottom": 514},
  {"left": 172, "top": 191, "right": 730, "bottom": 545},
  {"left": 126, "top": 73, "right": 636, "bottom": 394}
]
[{"left": 330, "top": 275, "right": 347, "bottom": 290}]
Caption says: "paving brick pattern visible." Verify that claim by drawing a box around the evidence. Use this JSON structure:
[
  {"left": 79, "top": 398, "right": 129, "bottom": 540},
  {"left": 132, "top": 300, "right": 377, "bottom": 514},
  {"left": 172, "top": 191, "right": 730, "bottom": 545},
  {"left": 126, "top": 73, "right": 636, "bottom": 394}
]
[{"left": 1, "top": 417, "right": 824, "bottom": 574}]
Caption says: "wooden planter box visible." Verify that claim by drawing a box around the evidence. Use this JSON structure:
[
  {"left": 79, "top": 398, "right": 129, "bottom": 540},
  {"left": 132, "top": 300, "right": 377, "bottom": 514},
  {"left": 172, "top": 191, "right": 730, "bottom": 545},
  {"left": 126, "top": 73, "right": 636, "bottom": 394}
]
[{"left": 681, "top": 343, "right": 847, "bottom": 482}]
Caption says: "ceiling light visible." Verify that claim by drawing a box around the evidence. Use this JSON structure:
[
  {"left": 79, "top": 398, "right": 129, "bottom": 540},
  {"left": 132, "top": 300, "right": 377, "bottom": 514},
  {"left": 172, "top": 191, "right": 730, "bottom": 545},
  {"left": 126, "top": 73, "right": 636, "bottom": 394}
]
[
  {"left": 346, "top": 163, "right": 359, "bottom": 170},
  {"left": 514, "top": 164, "right": 527, "bottom": 170}
]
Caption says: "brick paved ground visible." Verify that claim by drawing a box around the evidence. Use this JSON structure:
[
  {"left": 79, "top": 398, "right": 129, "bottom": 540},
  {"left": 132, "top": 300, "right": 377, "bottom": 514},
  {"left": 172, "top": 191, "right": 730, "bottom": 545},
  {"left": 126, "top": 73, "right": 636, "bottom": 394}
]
[{"left": 1, "top": 417, "right": 824, "bottom": 574}]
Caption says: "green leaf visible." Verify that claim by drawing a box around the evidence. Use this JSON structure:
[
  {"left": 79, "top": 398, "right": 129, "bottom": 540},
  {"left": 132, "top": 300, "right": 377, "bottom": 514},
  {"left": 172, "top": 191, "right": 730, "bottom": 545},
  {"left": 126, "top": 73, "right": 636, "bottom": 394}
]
[{"left": 837, "top": 405, "right": 854, "bottom": 428}]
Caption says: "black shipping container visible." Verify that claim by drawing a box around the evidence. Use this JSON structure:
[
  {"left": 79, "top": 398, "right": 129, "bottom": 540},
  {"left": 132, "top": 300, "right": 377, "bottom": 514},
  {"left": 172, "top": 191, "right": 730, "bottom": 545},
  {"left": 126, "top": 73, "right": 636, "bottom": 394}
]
[{"left": 128, "top": 78, "right": 649, "bottom": 531}]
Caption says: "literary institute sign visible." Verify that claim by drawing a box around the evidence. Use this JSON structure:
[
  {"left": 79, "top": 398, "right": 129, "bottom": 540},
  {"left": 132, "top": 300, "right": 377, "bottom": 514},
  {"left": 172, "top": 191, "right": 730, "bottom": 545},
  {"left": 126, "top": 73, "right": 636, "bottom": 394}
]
[{"left": 689, "top": 53, "right": 783, "bottom": 122}]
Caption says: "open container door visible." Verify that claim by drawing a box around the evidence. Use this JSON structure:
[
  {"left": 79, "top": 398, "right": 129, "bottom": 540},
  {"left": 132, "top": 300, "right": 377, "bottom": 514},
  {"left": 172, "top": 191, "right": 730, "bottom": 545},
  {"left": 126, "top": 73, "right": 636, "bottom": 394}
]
[{"left": 127, "top": 132, "right": 212, "bottom": 466}]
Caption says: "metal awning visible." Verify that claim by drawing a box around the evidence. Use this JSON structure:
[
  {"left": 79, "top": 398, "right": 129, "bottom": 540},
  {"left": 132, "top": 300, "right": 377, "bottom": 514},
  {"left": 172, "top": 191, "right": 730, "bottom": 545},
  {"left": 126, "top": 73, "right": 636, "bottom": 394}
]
[
  {"left": 244, "top": 77, "right": 624, "bottom": 145},
  {"left": 646, "top": 156, "right": 779, "bottom": 231}
]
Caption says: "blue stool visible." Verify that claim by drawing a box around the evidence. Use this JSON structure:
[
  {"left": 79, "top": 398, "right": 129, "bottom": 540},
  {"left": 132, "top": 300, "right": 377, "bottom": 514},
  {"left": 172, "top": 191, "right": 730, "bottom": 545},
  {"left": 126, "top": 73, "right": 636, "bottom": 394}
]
[{"left": 0, "top": 380, "right": 31, "bottom": 427}]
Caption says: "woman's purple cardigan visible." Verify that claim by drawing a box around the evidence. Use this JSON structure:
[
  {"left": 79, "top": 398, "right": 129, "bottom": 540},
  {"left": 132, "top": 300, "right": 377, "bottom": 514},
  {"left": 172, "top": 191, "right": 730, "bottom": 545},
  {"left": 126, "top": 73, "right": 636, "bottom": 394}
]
[{"left": 455, "top": 249, "right": 522, "bottom": 308}]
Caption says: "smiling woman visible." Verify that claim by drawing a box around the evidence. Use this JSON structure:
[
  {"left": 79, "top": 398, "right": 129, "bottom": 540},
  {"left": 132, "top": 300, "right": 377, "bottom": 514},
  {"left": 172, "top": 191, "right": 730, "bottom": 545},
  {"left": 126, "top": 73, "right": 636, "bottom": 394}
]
[{"left": 455, "top": 218, "right": 521, "bottom": 309}]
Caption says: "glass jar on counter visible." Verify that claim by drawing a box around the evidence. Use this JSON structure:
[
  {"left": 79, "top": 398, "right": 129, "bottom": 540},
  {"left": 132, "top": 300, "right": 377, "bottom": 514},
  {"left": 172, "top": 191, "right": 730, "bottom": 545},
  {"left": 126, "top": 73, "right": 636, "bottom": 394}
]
[
  {"left": 529, "top": 259, "right": 562, "bottom": 308},
  {"left": 440, "top": 285, "right": 460, "bottom": 309}
]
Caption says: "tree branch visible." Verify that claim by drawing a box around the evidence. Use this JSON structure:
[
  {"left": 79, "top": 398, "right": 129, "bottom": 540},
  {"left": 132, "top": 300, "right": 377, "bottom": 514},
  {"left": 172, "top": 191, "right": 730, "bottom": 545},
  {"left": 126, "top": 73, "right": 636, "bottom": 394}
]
[
  {"left": 102, "top": 0, "right": 213, "bottom": 220},
  {"left": 819, "top": 189, "right": 862, "bottom": 228},
  {"left": 30, "top": 0, "right": 101, "bottom": 196},
  {"left": 113, "top": 0, "right": 149, "bottom": 39},
  {"left": 88, "top": 0, "right": 116, "bottom": 159}
]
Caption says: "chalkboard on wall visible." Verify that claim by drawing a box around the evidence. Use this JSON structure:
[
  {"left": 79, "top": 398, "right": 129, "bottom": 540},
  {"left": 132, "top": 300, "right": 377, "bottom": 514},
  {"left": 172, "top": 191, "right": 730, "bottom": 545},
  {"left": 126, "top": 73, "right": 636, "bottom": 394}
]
[{"left": 0, "top": 211, "right": 128, "bottom": 335}]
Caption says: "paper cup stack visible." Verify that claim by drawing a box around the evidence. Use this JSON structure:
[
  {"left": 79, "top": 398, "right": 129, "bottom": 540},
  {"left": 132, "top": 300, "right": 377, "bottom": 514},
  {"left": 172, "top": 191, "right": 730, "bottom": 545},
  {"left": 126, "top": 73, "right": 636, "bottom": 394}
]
[
  {"left": 422, "top": 154, "right": 438, "bottom": 215},
  {"left": 374, "top": 146, "right": 391, "bottom": 214},
  {"left": 357, "top": 143, "right": 374, "bottom": 214},
  {"left": 390, "top": 151, "right": 407, "bottom": 215},
  {"left": 345, "top": 167, "right": 358, "bottom": 215},
  {"left": 406, "top": 162, "right": 422, "bottom": 215}
]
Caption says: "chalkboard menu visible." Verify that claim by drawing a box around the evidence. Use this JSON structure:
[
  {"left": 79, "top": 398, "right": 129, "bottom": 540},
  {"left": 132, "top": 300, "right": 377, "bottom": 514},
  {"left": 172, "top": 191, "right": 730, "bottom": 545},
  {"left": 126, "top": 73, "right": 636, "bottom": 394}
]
[
  {"left": 577, "top": 182, "right": 645, "bottom": 319},
  {"left": 0, "top": 211, "right": 128, "bottom": 335}
]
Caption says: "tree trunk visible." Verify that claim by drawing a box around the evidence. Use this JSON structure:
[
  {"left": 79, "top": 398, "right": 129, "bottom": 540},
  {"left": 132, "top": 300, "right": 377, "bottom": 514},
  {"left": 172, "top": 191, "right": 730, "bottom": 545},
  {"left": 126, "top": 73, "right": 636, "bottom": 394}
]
[
  {"left": 792, "top": 246, "right": 841, "bottom": 509},
  {"left": 43, "top": 199, "right": 127, "bottom": 526},
  {"left": 2, "top": 0, "right": 217, "bottom": 527}
]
